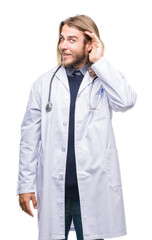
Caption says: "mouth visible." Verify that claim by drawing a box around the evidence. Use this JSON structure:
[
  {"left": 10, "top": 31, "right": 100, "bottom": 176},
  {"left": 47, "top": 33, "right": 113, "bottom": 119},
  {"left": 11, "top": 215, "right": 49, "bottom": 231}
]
[{"left": 62, "top": 53, "right": 71, "bottom": 58}]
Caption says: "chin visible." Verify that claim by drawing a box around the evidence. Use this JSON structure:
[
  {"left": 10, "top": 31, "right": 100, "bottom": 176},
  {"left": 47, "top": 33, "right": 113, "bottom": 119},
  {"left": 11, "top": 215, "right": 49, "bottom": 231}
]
[{"left": 61, "top": 60, "right": 74, "bottom": 67}]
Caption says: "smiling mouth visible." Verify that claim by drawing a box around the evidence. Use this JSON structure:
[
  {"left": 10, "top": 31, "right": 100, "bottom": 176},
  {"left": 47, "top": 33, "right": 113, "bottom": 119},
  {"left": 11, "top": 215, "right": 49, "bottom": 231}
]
[{"left": 62, "top": 53, "right": 71, "bottom": 57}]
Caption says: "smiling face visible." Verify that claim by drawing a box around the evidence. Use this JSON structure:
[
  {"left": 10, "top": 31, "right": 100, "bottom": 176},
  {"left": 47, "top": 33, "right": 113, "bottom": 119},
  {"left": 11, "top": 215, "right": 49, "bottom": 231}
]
[{"left": 58, "top": 24, "right": 91, "bottom": 68}]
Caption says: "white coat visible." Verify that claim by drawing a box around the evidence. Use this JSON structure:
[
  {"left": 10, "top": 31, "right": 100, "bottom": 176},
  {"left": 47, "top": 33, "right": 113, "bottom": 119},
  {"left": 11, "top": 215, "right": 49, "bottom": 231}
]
[{"left": 17, "top": 57, "right": 137, "bottom": 240}]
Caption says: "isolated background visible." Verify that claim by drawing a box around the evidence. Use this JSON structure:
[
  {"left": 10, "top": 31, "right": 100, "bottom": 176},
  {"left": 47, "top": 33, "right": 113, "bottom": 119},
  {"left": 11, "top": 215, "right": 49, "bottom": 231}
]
[{"left": 0, "top": 0, "right": 152, "bottom": 239}]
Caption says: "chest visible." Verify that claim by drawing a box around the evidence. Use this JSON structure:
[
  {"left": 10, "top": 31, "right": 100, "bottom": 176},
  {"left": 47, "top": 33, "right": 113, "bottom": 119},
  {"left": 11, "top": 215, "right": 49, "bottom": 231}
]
[{"left": 48, "top": 76, "right": 111, "bottom": 124}]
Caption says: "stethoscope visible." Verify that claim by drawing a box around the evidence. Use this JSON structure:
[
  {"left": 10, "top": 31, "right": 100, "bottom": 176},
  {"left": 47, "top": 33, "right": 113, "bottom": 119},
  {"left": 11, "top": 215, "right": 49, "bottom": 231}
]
[
  {"left": 46, "top": 65, "right": 104, "bottom": 112},
  {"left": 46, "top": 65, "right": 61, "bottom": 112}
]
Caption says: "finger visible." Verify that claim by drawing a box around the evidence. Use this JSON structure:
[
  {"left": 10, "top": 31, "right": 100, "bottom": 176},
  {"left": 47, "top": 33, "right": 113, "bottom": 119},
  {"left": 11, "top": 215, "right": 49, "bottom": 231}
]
[
  {"left": 91, "top": 33, "right": 101, "bottom": 44},
  {"left": 85, "top": 31, "right": 100, "bottom": 43},
  {"left": 19, "top": 201, "right": 24, "bottom": 211},
  {"left": 32, "top": 194, "right": 37, "bottom": 209},
  {"left": 20, "top": 199, "right": 27, "bottom": 212},
  {"left": 24, "top": 201, "right": 34, "bottom": 217},
  {"left": 19, "top": 198, "right": 24, "bottom": 211},
  {"left": 85, "top": 31, "right": 94, "bottom": 39}
]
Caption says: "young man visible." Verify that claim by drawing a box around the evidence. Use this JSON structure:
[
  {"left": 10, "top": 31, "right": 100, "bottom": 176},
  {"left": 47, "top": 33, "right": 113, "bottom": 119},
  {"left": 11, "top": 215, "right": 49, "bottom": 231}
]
[{"left": 17, "top": 15, "right": 137, "bottom": 240}]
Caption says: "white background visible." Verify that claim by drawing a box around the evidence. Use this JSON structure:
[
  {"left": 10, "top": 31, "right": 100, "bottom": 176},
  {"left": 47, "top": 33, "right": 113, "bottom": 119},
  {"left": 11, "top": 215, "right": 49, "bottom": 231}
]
[{"left": 0, "top": 0, "right": 152, "bottom": 239}]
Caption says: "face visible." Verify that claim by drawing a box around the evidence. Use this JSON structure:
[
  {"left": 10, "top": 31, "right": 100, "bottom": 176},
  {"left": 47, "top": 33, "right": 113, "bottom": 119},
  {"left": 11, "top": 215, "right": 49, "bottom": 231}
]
[{"left": 58, "top": 24, "right": 91, "bottom": 68}]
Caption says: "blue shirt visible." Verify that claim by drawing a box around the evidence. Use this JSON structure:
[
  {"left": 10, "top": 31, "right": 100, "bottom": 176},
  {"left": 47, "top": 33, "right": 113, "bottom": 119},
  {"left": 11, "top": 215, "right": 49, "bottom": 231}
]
[{"left": 65, "top": 62, "right": 91, "bottom": 77}]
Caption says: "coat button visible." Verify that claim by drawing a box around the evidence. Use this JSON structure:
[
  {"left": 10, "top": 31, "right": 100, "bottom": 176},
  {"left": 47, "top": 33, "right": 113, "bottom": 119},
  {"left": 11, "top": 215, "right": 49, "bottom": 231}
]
[
  {"left": 63, "top": 122, "right": 67, "bottom": 126},
  {"left": 59, "top": 175, "right": 63, "bottom": 180},
  {"left": 62, "top": 147, "right": 66, "bottom": 152}
]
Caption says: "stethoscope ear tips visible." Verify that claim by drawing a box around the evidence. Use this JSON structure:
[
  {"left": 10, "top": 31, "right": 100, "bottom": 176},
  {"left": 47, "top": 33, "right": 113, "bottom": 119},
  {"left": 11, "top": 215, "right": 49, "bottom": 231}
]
[{"left": 46, "top": 101, "right": 52, "bottom": 112}]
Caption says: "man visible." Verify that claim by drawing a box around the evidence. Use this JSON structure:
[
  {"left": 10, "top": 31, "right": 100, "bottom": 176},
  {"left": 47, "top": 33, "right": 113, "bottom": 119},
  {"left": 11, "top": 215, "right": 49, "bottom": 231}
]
[{"left": 17, "top": 15, "right": 137, "bottom": 240}]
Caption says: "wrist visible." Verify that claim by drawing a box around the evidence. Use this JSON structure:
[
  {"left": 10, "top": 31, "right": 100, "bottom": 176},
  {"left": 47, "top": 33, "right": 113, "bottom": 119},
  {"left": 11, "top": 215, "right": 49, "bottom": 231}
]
[
  {"left": 91, "top": 53, "right": 104, "bottom": 63},
  {"left": 91, "top": 55, "right": 104, "bottom": 64}
]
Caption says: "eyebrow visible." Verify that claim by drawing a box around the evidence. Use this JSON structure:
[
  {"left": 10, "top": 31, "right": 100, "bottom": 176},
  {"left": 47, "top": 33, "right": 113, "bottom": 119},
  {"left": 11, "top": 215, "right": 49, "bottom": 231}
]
[{"left": 60, "top": 35, "right": 78, "bottom": 39}]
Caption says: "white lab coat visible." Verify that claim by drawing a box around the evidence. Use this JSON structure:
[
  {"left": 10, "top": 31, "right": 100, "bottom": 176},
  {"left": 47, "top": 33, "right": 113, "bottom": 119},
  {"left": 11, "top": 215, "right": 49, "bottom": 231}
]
[{"left": 17, "top": 57, "right": 137, "bottom": 240}]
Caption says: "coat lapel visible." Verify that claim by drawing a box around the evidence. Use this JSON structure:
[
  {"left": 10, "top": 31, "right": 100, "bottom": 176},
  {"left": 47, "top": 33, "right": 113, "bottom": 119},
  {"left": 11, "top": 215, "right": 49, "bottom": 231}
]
[
  {"left": 54, "top": 65, "right": 70, "bottom": 92},
  {"left": 52, "top": 65, "right": 94, "bottom": 95},
  {"left": 77, "top": 71, "right": 93, "bottom": 96}
]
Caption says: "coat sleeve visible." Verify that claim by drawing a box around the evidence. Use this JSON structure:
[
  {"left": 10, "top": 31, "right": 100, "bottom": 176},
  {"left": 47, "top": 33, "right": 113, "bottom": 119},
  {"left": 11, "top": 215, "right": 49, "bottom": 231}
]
[
  {"left": 91, "top": 57, "right": 137, "bottom": 112},
  {"left": 17, "top": 79, "right": 41, "bottom": 195}
]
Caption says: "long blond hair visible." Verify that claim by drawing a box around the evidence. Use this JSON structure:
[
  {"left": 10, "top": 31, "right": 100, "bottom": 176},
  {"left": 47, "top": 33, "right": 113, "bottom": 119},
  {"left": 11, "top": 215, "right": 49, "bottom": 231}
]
[{"left": 57, "top": 15, "right": 104, "bottom": 65}]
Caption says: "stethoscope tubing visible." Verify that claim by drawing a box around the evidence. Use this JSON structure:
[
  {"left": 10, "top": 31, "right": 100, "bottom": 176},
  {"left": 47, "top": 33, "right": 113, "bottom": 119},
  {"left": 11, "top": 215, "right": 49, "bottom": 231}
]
[
  {"left": 48, "top": 65, "right": 61, "bottom": 103},
  {"left": 46, "top": 65, "right": 104, "bottom": 112},
  {"left": 46, "top": 65, "right": 61, "bottom": 112}
]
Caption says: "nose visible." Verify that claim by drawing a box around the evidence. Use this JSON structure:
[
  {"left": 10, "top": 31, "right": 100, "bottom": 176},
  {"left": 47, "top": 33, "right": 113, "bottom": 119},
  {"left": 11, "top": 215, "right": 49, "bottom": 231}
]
[{"left": 59, "top": 40, "right": 68, "bottom": 51}]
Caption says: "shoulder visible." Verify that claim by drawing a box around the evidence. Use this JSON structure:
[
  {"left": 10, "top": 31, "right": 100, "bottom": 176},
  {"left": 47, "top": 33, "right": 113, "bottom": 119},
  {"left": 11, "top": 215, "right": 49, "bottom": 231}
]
[
  {"left": 31, "top": 66, "right": 58, "bottom": 91},
  {"left": 34, "top": 66, "right": 57, "bottom": 85}
]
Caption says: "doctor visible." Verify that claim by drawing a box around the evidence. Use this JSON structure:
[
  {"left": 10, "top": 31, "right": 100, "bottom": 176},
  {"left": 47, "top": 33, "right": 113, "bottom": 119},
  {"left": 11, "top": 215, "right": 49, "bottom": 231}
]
[{"left": 17, "top": 15, "right": 137, "bottom": 240}]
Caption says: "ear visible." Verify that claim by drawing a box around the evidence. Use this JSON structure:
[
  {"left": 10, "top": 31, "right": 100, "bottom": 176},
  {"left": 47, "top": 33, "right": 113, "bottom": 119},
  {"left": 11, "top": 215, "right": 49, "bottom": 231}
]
[{"left": 85, "top": 41, "right": 92, "bottom": 52}]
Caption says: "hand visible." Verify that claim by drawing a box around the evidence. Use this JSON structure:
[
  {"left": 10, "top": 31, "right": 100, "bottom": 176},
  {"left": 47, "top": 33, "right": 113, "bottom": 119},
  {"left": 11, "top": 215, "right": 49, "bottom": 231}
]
[
  {"left": 85, "top": 31, "right": 104, "bottom": 63},
  {"left": 19, "top": 192, "right": 37, "bottom": 217}
]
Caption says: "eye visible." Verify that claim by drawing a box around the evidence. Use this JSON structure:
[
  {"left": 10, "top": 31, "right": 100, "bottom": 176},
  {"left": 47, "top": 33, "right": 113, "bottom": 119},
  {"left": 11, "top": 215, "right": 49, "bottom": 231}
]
[{"left": 70, "top": 39, "right": 76, "bottom": 43}]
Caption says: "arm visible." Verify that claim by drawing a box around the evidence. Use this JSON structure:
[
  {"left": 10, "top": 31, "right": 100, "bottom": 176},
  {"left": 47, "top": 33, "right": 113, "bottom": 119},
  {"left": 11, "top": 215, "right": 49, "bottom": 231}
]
[
  {"left": 91, "top": 57, "right": 137, "bottom": 112},
  {"left": 85, "top": 31, "right": 137, "bottom": 112},
  {"left": 17, "top": 79, "right": 41, "bottom": 216}
]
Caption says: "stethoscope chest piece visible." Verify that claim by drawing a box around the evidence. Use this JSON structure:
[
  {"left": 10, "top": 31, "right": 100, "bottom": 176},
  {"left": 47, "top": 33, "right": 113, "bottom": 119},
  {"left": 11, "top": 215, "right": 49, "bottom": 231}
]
[{"left": 46, "top": 101, "right": 52, "bottom": 112}]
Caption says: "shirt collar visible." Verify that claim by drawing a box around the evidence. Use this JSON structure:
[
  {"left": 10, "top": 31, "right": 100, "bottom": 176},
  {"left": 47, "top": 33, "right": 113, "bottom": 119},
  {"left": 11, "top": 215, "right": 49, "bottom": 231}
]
[{"left": 65, "top": 62, "right": 91, "bottom": 76}]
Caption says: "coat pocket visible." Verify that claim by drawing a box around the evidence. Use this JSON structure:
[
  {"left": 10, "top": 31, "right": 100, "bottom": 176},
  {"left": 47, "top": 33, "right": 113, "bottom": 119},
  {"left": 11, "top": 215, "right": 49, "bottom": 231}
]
[{"left": 105, "top": 149, "right": 122, "bottom": 188}]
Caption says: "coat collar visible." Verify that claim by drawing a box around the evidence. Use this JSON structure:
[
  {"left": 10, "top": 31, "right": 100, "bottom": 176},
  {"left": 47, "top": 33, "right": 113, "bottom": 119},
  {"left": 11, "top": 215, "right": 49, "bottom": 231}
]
[
  {"left": 53, "top": 65, "right": 94, "bottom": 95},
  {"left": 65, "top": 62, "right": 91, "bottom": 77}
]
